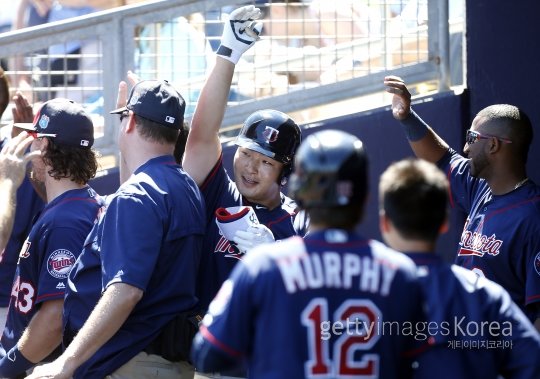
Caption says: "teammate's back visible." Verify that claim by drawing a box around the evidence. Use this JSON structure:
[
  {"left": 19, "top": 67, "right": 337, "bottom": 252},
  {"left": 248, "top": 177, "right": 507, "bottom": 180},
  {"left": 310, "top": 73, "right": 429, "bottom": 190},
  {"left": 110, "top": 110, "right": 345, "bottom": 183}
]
[
  {"left": 219, "top": 234, "right": 422, "bottom": 378},
  {"left": 378, "top": 158, "right": 540, "bottom": 379}
]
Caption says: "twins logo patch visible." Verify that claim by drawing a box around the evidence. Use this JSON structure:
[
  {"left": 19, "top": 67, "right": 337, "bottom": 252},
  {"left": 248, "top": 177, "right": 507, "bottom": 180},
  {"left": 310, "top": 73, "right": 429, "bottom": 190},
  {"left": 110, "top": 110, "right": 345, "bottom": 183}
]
[
  {"left": 534, "top": 252, "right": 540, "bottom": 276},
  {"left": 47, "top": 249, "right": 76, "bottom": 279}
]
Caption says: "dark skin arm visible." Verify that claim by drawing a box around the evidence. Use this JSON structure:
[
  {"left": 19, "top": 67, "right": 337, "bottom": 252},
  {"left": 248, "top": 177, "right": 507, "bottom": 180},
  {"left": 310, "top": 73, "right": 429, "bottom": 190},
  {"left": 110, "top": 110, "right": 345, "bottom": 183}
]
[{"left": 384, "top": 75, "right": 450, "bottom": 163}]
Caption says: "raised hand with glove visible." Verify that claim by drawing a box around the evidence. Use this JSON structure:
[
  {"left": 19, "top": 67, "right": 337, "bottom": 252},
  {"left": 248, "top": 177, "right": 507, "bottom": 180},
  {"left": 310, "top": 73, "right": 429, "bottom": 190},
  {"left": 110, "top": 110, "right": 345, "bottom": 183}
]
[
  {"left": 217, "top": 5, "right": 263, "bottom": 64},
  {"left": 233, "top": 224, "right": 275, "bottom": 254}
]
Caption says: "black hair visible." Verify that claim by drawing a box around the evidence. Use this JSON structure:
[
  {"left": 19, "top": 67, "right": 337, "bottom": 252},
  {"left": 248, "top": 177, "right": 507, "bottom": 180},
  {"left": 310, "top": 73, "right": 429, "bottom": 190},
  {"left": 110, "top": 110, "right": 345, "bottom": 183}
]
[
  {"left": 134, "top": 114, "right": 179, "bottom": 145},
  {"left": 43, "top": 138, "right": 99, "bottom": 185},
  {"left": 379, "top": 159, "right": 448, "bottom": 241}
]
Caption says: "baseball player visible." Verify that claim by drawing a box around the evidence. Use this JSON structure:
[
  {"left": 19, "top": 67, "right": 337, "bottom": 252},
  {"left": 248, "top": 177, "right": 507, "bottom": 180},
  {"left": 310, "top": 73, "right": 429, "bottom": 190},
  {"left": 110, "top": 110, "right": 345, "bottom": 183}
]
[
  {"left": 384, "top": 76, "right": 540, "bottom": 327},
  {"left": 0, "top": 98, "right": 102, "bottom": 378},
  {"left": 182, "top": 5, "right": 309, "bottom": 315},
  {"left": 28, "top": 80, "right": 206, "bottom": 379},
  {"left": 191, "top": 130, "right": 424, "bottom": 378},
  {"left": 379, "top": 158, "right": 540, "bottom": 378}
]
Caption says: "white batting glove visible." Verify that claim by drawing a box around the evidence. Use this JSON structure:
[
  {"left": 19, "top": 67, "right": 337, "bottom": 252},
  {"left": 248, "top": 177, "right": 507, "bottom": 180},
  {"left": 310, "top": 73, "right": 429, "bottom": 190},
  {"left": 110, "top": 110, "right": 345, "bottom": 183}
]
[
  {"left": 233, "top": 224, "right": 275, "bottom": 254},
  {"left": 217, "top": 5, "right": 263, "bottom": 64}
]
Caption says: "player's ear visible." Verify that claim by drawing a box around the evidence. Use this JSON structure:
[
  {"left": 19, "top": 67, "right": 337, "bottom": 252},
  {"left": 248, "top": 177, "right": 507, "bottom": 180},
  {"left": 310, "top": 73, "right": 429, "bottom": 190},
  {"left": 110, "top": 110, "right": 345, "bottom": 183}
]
[
  {"left": 488, "top": 137, "right": 501, "bottom": 154},
  {"left": 125, "top": 111, "right": 136, "bottom": 133},
  {"left": 439, "top": 215, "right": 449, "bottom": 235},
  {"left": 379, "top": 209, "right": 390, "bottom": 233}
]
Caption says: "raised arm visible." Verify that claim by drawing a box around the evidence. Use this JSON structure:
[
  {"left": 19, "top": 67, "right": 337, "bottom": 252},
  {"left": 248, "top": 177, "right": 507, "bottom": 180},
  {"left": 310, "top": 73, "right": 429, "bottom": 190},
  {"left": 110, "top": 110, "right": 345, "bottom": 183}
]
[
  {"left": 384, "top": 76, "right": 450, "bottom": 163},
  {"left": 183, "top": 5, "right": 262, "bottom": 186}
]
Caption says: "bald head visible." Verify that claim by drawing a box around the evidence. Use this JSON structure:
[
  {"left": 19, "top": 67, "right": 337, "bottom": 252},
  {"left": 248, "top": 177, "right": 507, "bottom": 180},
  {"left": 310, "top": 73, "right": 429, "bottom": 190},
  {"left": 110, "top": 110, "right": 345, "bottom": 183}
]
[{"left": 475, "top": 104, "right": 533, "bottom": 164}]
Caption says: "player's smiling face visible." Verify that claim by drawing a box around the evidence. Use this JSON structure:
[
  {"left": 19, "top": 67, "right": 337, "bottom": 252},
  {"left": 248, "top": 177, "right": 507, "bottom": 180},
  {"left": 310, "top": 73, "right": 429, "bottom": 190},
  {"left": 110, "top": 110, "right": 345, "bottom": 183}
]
[{"left": 233, "top": 147, "right": 283, "bottom": 209}]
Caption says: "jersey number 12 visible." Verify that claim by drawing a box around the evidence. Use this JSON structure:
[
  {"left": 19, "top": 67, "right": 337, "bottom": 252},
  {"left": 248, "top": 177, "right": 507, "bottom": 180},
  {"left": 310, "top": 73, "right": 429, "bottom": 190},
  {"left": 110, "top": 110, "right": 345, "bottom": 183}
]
[{"left": 301, "top": 298, "right": 381, "bottom": 378}]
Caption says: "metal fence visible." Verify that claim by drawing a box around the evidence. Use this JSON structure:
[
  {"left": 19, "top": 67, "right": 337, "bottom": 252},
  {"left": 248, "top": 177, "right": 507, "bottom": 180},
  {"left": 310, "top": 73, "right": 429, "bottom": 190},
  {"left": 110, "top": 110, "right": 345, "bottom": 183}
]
[{"left": 0, "top": 0, "right": 463, "bottom": 158}]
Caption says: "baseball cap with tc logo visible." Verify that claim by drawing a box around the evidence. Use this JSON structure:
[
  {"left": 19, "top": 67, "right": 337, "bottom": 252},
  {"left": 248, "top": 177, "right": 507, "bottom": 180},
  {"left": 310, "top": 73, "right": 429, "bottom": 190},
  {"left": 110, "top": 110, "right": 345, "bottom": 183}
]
[
  {"left": 110, "top": 80, "right": 186, "bottom": 130},
  {"left": 14, "top": 98, "right": 94, "bottom": 148}
]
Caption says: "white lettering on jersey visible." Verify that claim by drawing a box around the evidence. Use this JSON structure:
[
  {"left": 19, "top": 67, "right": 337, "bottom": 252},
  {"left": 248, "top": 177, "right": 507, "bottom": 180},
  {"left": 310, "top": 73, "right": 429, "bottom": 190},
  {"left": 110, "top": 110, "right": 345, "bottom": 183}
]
[
  {"left": 277, "top": 252, "right": 397, "bottom": 295},
  {"left": 458, "top": 231, "right": 503, "bottom": 257},
  {"left": 458, "top": 215, "right": 503, "bottom": 257}
]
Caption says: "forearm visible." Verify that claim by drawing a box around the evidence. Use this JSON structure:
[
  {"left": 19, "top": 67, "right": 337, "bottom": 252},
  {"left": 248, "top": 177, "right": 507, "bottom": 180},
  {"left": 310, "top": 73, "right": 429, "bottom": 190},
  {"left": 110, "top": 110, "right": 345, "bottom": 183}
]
[
  {"left": 0, "top": 300, "right": 63, "bottom": 377},
  {"left": 18, "top": 299, "right": 64, "bottom": 363},
  {"left": 183, "top": 57, "right": 234, "bottom": 184},
  {"left": 58, "top": 283, "right": 142, "bottom": 375},
  {"left": 401, "top": 109, "right": 450, "bottom": 163},
  {"left": 190, "top": 57, "right": 235, "bottom": 142}
]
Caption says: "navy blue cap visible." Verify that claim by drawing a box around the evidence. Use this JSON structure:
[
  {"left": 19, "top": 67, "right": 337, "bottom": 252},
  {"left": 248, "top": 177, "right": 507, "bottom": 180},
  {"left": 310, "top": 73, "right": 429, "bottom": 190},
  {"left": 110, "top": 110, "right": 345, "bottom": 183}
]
[
  {"left": 14, "top": 98, "right": 94, "bottom": 148},
  {"left": 110, "top": 80, "right": 185, "bottom": 130}
]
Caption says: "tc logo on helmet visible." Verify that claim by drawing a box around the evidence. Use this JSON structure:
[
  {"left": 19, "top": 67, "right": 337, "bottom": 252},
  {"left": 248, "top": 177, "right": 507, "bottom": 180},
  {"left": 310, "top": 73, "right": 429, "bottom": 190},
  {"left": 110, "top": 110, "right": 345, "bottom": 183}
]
[{"left": 262, "top": 126, "right": 279, "bottom": 143}]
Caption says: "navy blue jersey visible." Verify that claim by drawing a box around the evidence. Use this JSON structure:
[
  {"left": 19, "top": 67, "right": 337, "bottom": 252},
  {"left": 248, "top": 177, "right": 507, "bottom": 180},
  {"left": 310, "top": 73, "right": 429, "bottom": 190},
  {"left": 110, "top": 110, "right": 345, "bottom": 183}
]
[
  {"left": 1, "top": 186, "right": 101, "bottom": 353},
  {"left": 438, "top": 149, "right": 540, "bottom": 321},
  {"left": 0, "top": 138, "right": 45, "bottom": 307},
  {"left": 193, "top": 230, "right": 423, "bottom": 379},
  {"left": 196, "top": 156, "right": 309, "bottom": 310},
  {"left": 407, "top": 253, "right": 540, "bottom": 379},
  {"left": 64, "top": 156, "right": 206, "bottom": 379}
]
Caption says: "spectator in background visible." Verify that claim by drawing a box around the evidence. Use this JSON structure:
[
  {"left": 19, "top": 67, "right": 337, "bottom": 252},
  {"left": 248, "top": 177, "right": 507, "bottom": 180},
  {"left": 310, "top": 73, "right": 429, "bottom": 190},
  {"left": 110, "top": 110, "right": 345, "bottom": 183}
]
[
  {"left": 7, "top": 0, "right": 52, "bottom": 104},
  {"left": 136, "top": 15, "right": 213, "bottom": 114},
  {"left": 379, "top": 158, "right": 540, "bottom": 378},
  {"left": 0, "top": 2, "right": 22, "bottom": 70}
]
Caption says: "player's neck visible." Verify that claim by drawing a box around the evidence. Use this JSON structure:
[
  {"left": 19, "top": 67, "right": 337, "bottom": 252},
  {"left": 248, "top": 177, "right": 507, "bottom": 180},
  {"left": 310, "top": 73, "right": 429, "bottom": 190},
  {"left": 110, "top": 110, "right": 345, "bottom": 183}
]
[
  {"left": 385, "top": 233, "right": 435, "bottom": 254},
  {"left": 124, "top": 139, "right": 175, "bottom": 176},
  {"left": 487, "top": 173, "right": 528, "bottom": 195},
  {"left": 45, "top": 176, "right": 86, "bottom": 203},
  {"left": 485, "top": 161, "right": 527, "bottom": 195}
]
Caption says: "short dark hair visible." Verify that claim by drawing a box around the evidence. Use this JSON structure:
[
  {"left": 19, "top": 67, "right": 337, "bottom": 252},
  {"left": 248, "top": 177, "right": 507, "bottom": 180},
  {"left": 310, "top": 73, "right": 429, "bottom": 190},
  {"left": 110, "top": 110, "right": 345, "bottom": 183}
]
[
  {"left": 477, "top": 104, "right": 533, "bottom": 164},
  {"left": 43, "top": 138, "right": 99, "bottom": 184},
  {"left": 174, "top": 121, "right": 190, "bottom": 164},
  {"left": 379, "top": 159, "right": 448, "bottom": 241},
  {"left": 307, "top": 202, "right": 364, "bottom": 230},
  {"left": 134, "top": 114, "right": 179, "bottom": 145}
]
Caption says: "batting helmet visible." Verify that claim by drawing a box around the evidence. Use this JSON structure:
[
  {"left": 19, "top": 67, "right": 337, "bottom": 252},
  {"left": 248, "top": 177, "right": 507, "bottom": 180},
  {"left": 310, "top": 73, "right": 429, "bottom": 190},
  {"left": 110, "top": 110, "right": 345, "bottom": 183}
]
[
  {"left": 289, "top": 129, "right": 368, "bottom": 208},
  {"left": 235, "top": 109, "right": 301, "bottom": 177}
]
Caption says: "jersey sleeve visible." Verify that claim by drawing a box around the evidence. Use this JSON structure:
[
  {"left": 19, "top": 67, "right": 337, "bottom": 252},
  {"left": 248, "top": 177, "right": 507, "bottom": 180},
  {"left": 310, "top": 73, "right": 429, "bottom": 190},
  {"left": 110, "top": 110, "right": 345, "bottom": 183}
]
[
  {"left": 494, "top": 286, "right": 540, "bottom": 378},
  {"left": 525, "top": 247, "right": 540, "bottom": 318},
  {"left": 36, "top": 226, "right": 87, "bottom": 304},
  {"left": 99, "top": 193, "right": 163, "bottom": 292},
  {"left": 196, "top": 260, "right": 256, "bottom": 363}
]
